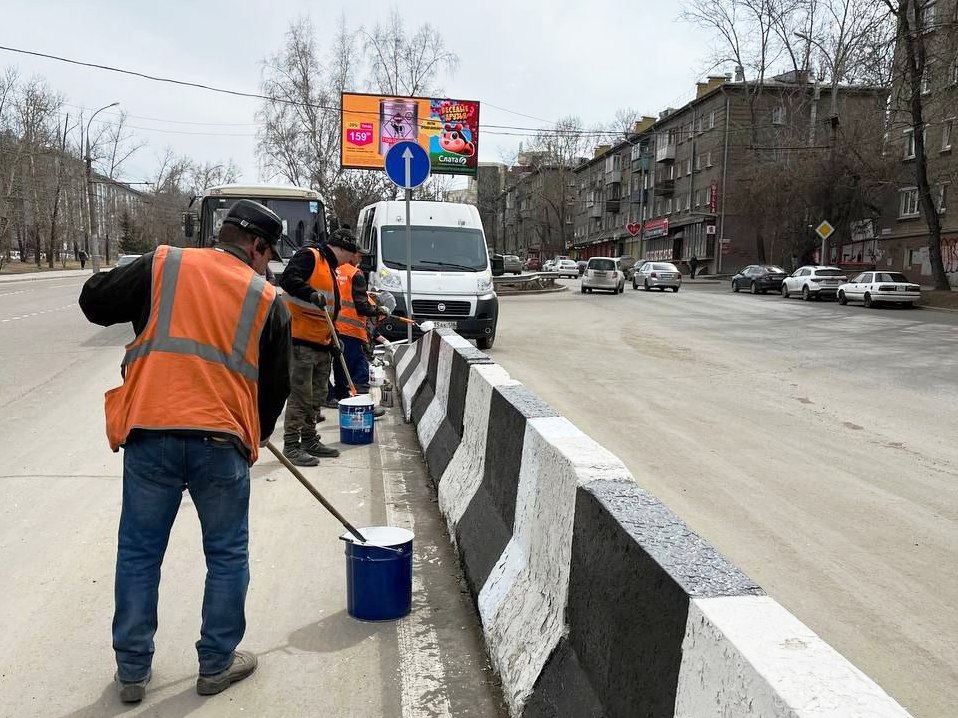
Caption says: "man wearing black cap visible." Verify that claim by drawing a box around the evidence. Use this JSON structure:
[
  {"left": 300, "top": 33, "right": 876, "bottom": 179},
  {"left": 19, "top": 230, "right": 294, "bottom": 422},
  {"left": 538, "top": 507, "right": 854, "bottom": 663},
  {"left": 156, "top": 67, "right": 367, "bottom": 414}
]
[
  {"left": 278, "top": 228, "right": 359, "bottom": 466},
  {"left": 79, "top": 199, "right": 292, "bottom": 702}
]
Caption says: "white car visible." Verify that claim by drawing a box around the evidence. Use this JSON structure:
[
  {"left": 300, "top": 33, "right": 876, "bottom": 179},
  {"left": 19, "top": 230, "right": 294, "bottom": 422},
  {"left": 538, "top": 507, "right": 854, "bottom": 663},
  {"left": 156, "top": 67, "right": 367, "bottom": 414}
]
[
  {"left": 837, "top": 271, "right": 921, "bottom": 308},
  {"left": 581, "top": 256, "right": 625, "bottom": 294},
  {"left": 555, "top": 259, "right": 579, "bottom": 278},
  {"left": 542, "top": 260, "right": 555, "bottom": 272},
  {"left": 781, "top": 266, "right": 847, "bottom": 301}
]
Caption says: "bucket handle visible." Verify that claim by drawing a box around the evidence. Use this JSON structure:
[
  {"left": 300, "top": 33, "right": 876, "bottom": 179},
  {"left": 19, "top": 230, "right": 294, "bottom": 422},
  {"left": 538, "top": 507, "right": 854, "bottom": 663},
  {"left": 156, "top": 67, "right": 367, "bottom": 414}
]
[{"left": 338, "top": 535, "right": 404, "bottom": 555}]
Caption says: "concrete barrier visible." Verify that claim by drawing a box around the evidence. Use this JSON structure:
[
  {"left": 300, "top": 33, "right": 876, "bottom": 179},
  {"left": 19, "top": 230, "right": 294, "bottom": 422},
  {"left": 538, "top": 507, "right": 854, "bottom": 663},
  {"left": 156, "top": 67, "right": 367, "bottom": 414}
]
[{"left": 395, "top": 331, "right": 913, "bottom": 718}]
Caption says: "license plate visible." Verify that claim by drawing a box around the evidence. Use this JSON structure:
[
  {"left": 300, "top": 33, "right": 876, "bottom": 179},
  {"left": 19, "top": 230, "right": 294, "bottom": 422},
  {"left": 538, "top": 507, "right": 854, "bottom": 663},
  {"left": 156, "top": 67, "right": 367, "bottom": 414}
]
[{"left": 433, "top": 321, "right": 457, "bottom": 329}]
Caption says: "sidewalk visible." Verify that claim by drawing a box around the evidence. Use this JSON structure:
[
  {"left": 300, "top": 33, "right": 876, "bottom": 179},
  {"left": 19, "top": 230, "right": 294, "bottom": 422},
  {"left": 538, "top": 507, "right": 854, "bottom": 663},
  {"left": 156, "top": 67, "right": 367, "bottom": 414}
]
[{"left": 0, "top": 268, "right": 90, "bottom": 283}]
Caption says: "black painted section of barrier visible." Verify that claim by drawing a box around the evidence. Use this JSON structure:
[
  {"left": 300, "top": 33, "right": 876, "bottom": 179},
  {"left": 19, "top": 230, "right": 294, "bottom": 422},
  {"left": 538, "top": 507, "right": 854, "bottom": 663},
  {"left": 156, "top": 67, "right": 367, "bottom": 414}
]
[
  {"left": 396, "top": 336, "right": 424, "bottom": 391},
  {"left": 523, "top": 641, "right": 604, "bottom": 718},
  {"left": 455, "top": 385, "right": 558, "bottom": 598},
  {"left": 423, "top": 348, "right": 493, "bottom": 484},
  {"left": 529, "top": 479, "right": 764, "bottom": 717},
  {"left": 411, "top": 333, "right": 442, "bottom": 425}
]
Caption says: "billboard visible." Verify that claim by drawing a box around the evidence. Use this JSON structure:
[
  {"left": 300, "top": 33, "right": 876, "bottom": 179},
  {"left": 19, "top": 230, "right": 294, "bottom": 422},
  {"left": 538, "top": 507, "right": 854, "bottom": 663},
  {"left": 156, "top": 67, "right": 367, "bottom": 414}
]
[{"left": 340, "top": 92, "right": 480, "bottom": 177}]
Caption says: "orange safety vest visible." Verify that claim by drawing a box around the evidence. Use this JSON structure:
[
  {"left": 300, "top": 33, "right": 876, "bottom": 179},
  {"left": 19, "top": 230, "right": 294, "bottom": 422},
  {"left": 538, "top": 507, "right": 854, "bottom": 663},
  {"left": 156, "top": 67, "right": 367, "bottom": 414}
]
[
  {"left": 104, "top": 245, "right": 277, "bottom": 463},
  {"left": 283, "top": 247, "right": 336, "bottom": 346},
  {"left": 335, "top": 263, "right": 369, "bottom": 342}
]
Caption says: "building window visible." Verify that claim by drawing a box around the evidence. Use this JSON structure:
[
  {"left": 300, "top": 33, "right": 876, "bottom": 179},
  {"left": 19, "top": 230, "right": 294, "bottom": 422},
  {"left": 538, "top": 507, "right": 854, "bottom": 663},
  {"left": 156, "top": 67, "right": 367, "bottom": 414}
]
[
  {"left": 952, "top": 56, "right": 958, "bottom": 85},
  {"left": 939, "top": 183, "right": 949, "bottom": 213},
  {"left": 904, "top": 129, "right": 916, "bottom": 159},
  {"left": 694, "top": 190, "right": 701, "bottom": 207},
  {"left": 642, "top": 205, "right": 649, "bottom": 220},
  {"left": 706, "top": 150, "right": 713, "bottom": 167},
  {"left": 695, "top": 153, "right": 702, "bottom": 171},
  {"left": 684, "top": 193, "right": 691, "bottom": 211},
  {"left": 687, "top": 123, "right": 694, "bottom": 141},
  {"left": 666, "top": 198, "right": 673, "bottom": 214},
  {"left": 920, "top": 0, "right": 936, "bottom": 31},
  {"left": 900, "top": 187, "right": 920, "bottom": 217},
  {"left": 771, "top": 105, "right": 786, "bottom": 125},
  {"left": 943, "top": 119, "right": 954, "bottom": 151},
  {"left": 696, "top": 117, "right": 703, "bottom": 134},
  {"left": 686, "top": 158, "right": 692, "bottom": 175},
  {"left": 667, "top": 164, "right": 675, "bottom": 180}
]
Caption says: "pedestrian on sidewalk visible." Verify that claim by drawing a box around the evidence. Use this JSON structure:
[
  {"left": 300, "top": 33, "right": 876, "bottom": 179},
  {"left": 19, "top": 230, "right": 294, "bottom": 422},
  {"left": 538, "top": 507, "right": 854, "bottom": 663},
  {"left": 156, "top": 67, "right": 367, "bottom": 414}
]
[
  {"left": 279, "top": 227, "right": 357, "bottom": 466},
  {"left": 326, "top": 230, "right": 388, "bottom": 417},
  {"left": 689, "top": 254, "right": 698, "bottom": 279},
  {"left": 78, "top": 200, "right": 292, "bottom": 703},
  {"left": 78, "top": 249, "right": 87, "bottom": 270}
]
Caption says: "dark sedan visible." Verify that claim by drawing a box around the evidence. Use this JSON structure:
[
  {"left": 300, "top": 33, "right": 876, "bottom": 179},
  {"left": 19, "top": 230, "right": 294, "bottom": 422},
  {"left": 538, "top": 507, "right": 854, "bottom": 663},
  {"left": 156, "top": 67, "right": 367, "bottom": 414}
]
[{"left": 731, "top": 265, "right": 787, "bottom": 294}]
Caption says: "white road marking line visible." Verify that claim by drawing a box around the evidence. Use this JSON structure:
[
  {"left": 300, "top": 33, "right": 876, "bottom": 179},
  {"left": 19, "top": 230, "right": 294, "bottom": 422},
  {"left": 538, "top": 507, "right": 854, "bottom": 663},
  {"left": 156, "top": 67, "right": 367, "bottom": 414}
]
[
  {"left": 0, "top": 303, "right": 76, "bottom": 324},
  {"left": 378, "top": 421, "right": 452, "bottom": 718}
]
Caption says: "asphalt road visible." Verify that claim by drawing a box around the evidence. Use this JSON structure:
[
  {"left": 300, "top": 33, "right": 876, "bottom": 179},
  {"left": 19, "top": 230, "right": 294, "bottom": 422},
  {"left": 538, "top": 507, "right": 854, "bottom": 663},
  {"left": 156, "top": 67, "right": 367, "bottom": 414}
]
[
  {"left": 0, "top": 274, "right": 503, "bottom": 718},
  {"left": 491, "top": 277, "right": 958, "bottom": 718}
]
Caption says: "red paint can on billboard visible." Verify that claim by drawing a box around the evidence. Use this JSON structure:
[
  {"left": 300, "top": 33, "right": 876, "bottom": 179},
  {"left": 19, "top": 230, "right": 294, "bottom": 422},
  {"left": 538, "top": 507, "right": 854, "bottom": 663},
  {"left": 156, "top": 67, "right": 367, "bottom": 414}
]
[{"left": 379, "top": 99, "right": 419, "bottom": 156}]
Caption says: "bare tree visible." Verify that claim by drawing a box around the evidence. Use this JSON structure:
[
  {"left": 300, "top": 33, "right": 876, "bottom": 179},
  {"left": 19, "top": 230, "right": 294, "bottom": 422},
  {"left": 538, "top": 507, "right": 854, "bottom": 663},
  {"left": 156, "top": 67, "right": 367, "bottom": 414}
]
[
  {"left": 362, "top": 8, "right": 458, "bottom": 96},
  {"left": 187, "top": 159, "right": 240, "bottom": 197}
]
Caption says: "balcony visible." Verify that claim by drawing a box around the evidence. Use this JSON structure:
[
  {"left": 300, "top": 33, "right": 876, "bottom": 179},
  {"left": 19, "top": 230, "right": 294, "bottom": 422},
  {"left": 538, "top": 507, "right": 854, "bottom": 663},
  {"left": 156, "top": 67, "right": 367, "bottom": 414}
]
[
  {"left": 605, "top": 169, "right": 622, "bottom": 184},
  {"left": 605, "top": 199, "right": 621, "bottom": 214},
  {"left": 630, "top": 188, "right": 649, "bottom": 203},
  {"left": 654, "top": 178, "right": 675, "bottom": 195},
  {"left": 655, "top": 144, "right": 676, "bottom": 163},
  {"left": 631, "top": 156, "right": 650, "bottom": 172},
  {"left": 589, "top": 205, "right": 603, "bottom": 218}
]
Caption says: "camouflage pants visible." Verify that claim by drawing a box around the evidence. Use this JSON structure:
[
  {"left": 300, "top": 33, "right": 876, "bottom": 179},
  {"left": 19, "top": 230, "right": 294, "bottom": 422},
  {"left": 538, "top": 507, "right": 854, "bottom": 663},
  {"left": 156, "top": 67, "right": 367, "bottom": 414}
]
[{"left": 283, "top": 344, "right": 332, "bottom": 446}]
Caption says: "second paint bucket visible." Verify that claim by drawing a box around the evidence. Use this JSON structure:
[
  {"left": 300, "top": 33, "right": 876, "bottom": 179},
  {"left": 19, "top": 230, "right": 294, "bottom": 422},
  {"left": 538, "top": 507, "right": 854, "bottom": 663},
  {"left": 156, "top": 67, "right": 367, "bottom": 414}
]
[
  {"left": 339, "top": 395, "right": 375, "bottom": 444},
  {"left": 342, "top": 526, "right": 414, "bottom": 621}
]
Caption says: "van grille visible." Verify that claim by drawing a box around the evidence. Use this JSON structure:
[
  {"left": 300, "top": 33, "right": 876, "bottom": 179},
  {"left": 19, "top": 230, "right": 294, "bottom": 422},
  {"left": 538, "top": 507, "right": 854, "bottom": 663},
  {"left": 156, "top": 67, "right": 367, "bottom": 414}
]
[{"left": 412, "top": 300, "right": 471, "bottom": 317}]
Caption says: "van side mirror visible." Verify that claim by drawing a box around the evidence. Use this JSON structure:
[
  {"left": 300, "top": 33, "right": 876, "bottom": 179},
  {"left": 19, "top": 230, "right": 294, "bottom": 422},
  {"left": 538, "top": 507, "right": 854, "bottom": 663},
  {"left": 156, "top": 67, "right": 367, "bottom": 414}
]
[
  {"left": 360, "top": 253, "right": 375, "bottom": 274},
  {"left": 491, "top": 254, "right": 504, "bottom": 277},
  {"left": 183, "top": 212, "right": 196, "bottom": 239}
]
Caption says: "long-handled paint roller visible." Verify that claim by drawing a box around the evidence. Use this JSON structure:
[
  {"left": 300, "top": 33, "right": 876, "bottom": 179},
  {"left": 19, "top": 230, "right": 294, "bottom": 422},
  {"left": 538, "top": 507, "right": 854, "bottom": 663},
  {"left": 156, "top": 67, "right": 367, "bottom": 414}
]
[
  {"left": 321, "top": 304, "right": 358, "bottom": 398},
  {"left": 392, "top": 315, "right": 435, "bottom": 332}
]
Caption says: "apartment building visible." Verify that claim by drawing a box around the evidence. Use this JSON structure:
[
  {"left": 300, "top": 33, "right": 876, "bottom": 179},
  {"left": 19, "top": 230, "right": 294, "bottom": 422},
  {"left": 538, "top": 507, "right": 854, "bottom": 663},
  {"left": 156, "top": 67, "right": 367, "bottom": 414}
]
[{"left": 496, "top": 163, "right": 576, "bottom": 262}]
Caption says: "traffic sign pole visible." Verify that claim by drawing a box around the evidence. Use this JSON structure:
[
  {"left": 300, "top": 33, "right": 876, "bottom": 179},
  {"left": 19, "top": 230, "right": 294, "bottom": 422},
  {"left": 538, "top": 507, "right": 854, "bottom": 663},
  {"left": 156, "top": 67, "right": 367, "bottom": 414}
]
[{"left": 383, "top": 141, "right": 430, "bottom": 345}]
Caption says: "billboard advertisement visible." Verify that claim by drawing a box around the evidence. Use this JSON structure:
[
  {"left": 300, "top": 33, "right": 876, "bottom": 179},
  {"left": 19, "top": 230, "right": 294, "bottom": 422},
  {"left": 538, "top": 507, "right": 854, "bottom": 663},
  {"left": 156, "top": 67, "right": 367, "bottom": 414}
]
[{"left": 340, "top": 92, "right": 480, "bottom": 177}]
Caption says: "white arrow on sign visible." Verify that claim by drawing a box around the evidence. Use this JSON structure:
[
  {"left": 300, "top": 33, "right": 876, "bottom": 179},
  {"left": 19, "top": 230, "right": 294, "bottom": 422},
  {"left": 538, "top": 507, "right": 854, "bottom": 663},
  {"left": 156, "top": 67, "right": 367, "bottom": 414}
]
[{"left": 403, "top": 147, "right": 413, "bottom": 190}]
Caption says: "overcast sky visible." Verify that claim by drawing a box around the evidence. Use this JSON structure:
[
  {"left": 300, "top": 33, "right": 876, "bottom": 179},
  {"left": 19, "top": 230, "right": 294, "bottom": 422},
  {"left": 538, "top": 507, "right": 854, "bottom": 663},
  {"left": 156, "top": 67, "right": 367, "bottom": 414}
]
[{"left": 2, "top": 0, "right": 716, "bottom": 185}]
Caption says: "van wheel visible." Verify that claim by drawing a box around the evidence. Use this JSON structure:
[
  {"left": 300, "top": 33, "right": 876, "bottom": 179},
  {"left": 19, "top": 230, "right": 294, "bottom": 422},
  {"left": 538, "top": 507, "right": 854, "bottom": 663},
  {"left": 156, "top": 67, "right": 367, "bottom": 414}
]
[{"left": 477, "top": 335, "right": 495, "bottom": 350}]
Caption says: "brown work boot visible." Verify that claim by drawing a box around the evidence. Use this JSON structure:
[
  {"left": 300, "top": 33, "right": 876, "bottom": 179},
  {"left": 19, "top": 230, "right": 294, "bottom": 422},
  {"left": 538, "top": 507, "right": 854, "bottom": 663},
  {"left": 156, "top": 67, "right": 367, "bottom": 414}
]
[
  {"left": 283, "top": 443, "right": 319, "bottom": 467},
  {"left": 115, "top": 670, "right": 151, "bottom": 703},
  {"left": 196, "top": 650, "right": 257, "bottom": 696},
  {"left": 302, "top": 437, "right": 340, "bottom": 458}
]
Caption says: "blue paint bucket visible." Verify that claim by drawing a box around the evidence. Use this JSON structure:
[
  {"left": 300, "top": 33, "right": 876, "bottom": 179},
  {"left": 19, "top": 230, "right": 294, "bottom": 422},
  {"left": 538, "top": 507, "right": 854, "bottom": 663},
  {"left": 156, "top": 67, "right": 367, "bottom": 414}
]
[
  {"left": 339, "top": 395, "right": 375, "bottom": 445},
  {"left": 342, "top": 526, "right": 414, "bottom": 621}
]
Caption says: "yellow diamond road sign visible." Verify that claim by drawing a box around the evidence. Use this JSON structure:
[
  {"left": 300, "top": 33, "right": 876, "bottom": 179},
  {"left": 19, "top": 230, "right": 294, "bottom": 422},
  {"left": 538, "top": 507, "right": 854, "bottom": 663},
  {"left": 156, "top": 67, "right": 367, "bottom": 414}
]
[{"left": 815, "top": 220, "right": 835, "bottom": 240}]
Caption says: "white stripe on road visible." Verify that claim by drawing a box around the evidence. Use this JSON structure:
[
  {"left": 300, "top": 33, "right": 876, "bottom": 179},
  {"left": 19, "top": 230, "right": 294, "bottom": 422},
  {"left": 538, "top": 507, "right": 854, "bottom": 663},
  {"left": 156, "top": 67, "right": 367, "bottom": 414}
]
[
  {"left": 377, "top": 420, "right": 452, "bottom": 718},
  {"left": 0, "top": 303, "right": 76, "bottom": 323}
]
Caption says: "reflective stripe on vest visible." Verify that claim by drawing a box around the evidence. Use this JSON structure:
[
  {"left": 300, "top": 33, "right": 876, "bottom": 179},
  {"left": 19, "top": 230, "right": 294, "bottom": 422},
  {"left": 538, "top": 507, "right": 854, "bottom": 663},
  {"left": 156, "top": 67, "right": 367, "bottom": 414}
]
[
  {"left": 122, "top": 247, "right": 264, "bottom": 382},
  {"left": 286, "top": 247, "right": 336, "bottom": 345},
  {"left": 335, "top": 264, "right": 368, "bottom": 341}
]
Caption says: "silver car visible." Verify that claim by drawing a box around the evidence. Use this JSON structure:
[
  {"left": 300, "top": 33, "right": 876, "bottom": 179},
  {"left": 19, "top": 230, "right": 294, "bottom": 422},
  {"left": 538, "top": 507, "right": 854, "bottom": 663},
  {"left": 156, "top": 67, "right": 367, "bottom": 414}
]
[
  {"left": 502, "top": 254, "right": 522, "bottom": 274},
  {"left": 581, "top": 257, "right": 625, "bottom": 294},
  {"left": 635, "top": 262, "right": 682, "bottom": 292}
]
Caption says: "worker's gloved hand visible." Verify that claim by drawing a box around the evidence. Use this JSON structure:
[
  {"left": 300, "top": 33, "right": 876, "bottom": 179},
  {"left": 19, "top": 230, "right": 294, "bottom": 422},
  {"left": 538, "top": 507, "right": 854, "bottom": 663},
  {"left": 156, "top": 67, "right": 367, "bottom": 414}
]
[
  {"left": 377, "top": 305, "right": 391, "bottom": 317},
  {"left": 328, "top": 343, "right": 342, "bottom": 357},
  {"left": 309, "top": 291, "right": 326, "bottom": 308}
]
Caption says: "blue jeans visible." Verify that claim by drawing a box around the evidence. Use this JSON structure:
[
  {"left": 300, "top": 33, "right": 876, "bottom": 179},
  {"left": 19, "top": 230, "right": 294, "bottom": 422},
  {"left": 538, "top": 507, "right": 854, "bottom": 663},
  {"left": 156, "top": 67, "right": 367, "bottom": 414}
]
[
  {"left": 113, "top": 432, "right": 250, "bottom": 681},
  {"left": 331, "top": 336, "right": 370, "bottom": 400}
]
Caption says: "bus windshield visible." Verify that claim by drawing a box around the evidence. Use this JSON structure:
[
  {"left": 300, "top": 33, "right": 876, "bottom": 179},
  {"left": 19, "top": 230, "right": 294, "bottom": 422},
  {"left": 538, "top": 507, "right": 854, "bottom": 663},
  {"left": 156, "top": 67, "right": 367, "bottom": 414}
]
[
  {"left": 380, "top": 226, "right": 488, "bottom": 272},
  {"left": 202, "top": 197, "right": 325, "bottom": 259}
]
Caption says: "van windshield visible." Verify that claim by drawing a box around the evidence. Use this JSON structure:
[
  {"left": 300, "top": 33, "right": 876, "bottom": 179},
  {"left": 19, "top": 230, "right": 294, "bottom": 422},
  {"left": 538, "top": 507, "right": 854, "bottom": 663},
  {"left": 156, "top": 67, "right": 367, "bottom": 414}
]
[{"left": 381, "top": 226, "right": 488, "bottom": 272}]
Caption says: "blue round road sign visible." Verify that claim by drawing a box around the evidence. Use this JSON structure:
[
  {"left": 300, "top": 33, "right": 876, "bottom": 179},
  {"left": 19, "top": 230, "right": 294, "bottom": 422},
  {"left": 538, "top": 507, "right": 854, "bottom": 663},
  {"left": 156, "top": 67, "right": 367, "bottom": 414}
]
[{"left": 385, "top": 141, "right": 431, "bottom": 190}]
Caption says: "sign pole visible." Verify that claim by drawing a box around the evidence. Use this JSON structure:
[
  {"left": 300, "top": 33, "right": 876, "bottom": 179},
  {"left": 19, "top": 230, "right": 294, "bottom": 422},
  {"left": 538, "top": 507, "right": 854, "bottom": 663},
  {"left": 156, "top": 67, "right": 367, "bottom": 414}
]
[{"left": 405, "top": 186, "right": 413, "bottom": 345}]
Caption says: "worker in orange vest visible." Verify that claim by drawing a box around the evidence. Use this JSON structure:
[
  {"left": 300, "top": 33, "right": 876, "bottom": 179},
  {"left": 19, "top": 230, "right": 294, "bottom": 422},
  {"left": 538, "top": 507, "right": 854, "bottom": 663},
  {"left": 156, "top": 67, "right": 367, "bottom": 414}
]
[
  {"left": 278, "top": 228, "right": 357, "bottom": 466},
  {"left": 326, "top": 229, "right": 388, "bottom": 412},
  {"left": 79, "top": 200, "right": 291, "bottom": 703}
]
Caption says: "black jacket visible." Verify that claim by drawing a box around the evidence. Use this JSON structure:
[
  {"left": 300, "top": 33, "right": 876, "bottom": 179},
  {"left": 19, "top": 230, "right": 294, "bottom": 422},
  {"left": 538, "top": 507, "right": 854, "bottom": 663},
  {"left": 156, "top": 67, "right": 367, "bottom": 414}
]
[
  {"left": 278, "top": 243, "right": 341, "bottom": 351},
  {"left": 78, "top": 246, "right": 292, "bottom": 451}
]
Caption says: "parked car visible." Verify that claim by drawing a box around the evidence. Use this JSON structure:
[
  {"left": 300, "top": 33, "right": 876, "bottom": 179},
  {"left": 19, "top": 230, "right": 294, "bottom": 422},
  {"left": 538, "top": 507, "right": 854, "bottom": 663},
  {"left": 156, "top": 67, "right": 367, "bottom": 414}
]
[
  {"left": 524, "top": 258, "right": 541, "bottom": 271},
  {"left": 625, "top": 260, "right": 648, "bottom": 282},
  {"left": 115, "top": 254, "right": 141, "bottom": 268},
  {"left": 731, "top": 265, "right": 788, "bottom": 294},
  {"left": 576, "top": 260, "right": 588, "bottom": 276},
  {"left": 502, "top": 254, "right": 522, "bottom": 275},
  {"left": 555, "top": 259, "right": 579, "bottom": 278},
  {"left": 616, "top": 256, "right": 637, "bottom": 277},
  {"left": 542, "top": 260, "right": 555, "bottom": 272},
  {"left": 581, "top": 257, "right": 625, "bottom": 294},
  {"left": 634, "top": 262, "right": 682, "bottom": 292},
  {"left": 837, "top": 271, "right": 921, "bottom": 308},
  {"left": 781, "top": 266, "right": 847, "bottom": 300}
]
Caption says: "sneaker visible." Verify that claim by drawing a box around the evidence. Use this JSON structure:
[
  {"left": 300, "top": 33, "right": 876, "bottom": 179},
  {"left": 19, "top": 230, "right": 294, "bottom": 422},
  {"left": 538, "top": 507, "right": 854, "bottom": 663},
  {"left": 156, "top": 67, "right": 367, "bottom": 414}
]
[
  {"left": 115, "top": 670, "right": 151, "bottom": 703},
  {"left": 373, "top": 406, "right": 386, "bottom": 419},
  {"left": 196, "top": 650, "right": 257, "bottom": 696},
  {"left": 283, "top": 444, "right": 319, "bottom": 466},
  {"left": 302, "top": 437, "right": 340, "bottom": 458}
]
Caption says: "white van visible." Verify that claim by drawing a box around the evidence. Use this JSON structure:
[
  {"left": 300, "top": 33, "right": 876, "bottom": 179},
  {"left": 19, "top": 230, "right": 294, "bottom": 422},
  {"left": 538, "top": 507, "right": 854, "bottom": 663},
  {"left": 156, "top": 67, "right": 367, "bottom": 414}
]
[{"left": 356, "top": 200, "right": 499, "bottom": 349}]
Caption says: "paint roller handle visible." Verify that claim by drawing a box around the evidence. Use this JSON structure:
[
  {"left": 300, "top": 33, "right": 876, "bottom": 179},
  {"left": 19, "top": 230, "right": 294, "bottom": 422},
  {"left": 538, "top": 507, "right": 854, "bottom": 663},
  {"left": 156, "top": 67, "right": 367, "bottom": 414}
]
[
  {"left": 266, "top": 441, "right": 368, "bottom": 544},
  {"left": 320, "top": 305, "right": 358, "bottom": 397}
]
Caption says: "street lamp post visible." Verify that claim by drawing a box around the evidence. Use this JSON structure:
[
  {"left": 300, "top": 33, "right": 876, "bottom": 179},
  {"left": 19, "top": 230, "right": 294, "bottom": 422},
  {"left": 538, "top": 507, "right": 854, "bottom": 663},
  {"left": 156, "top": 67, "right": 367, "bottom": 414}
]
[{"left": 85, "top": 102, "right": 119, "bottom": 273}]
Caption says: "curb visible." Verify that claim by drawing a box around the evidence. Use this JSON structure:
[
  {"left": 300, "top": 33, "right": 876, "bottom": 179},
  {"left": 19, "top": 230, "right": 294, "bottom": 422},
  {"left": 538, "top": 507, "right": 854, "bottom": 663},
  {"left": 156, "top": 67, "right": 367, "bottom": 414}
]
[
  {"left": 0, "top": 270, "right": 89, "bottom": 284},
  {"left": 497, "top": 286, "right": 568, "bottom": 297},
  {"left": 918, "top": 304, "right": 958, "bottom": 313},
  {"left": 394, "top": 331, "right": 913, "bottom": 718}
]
